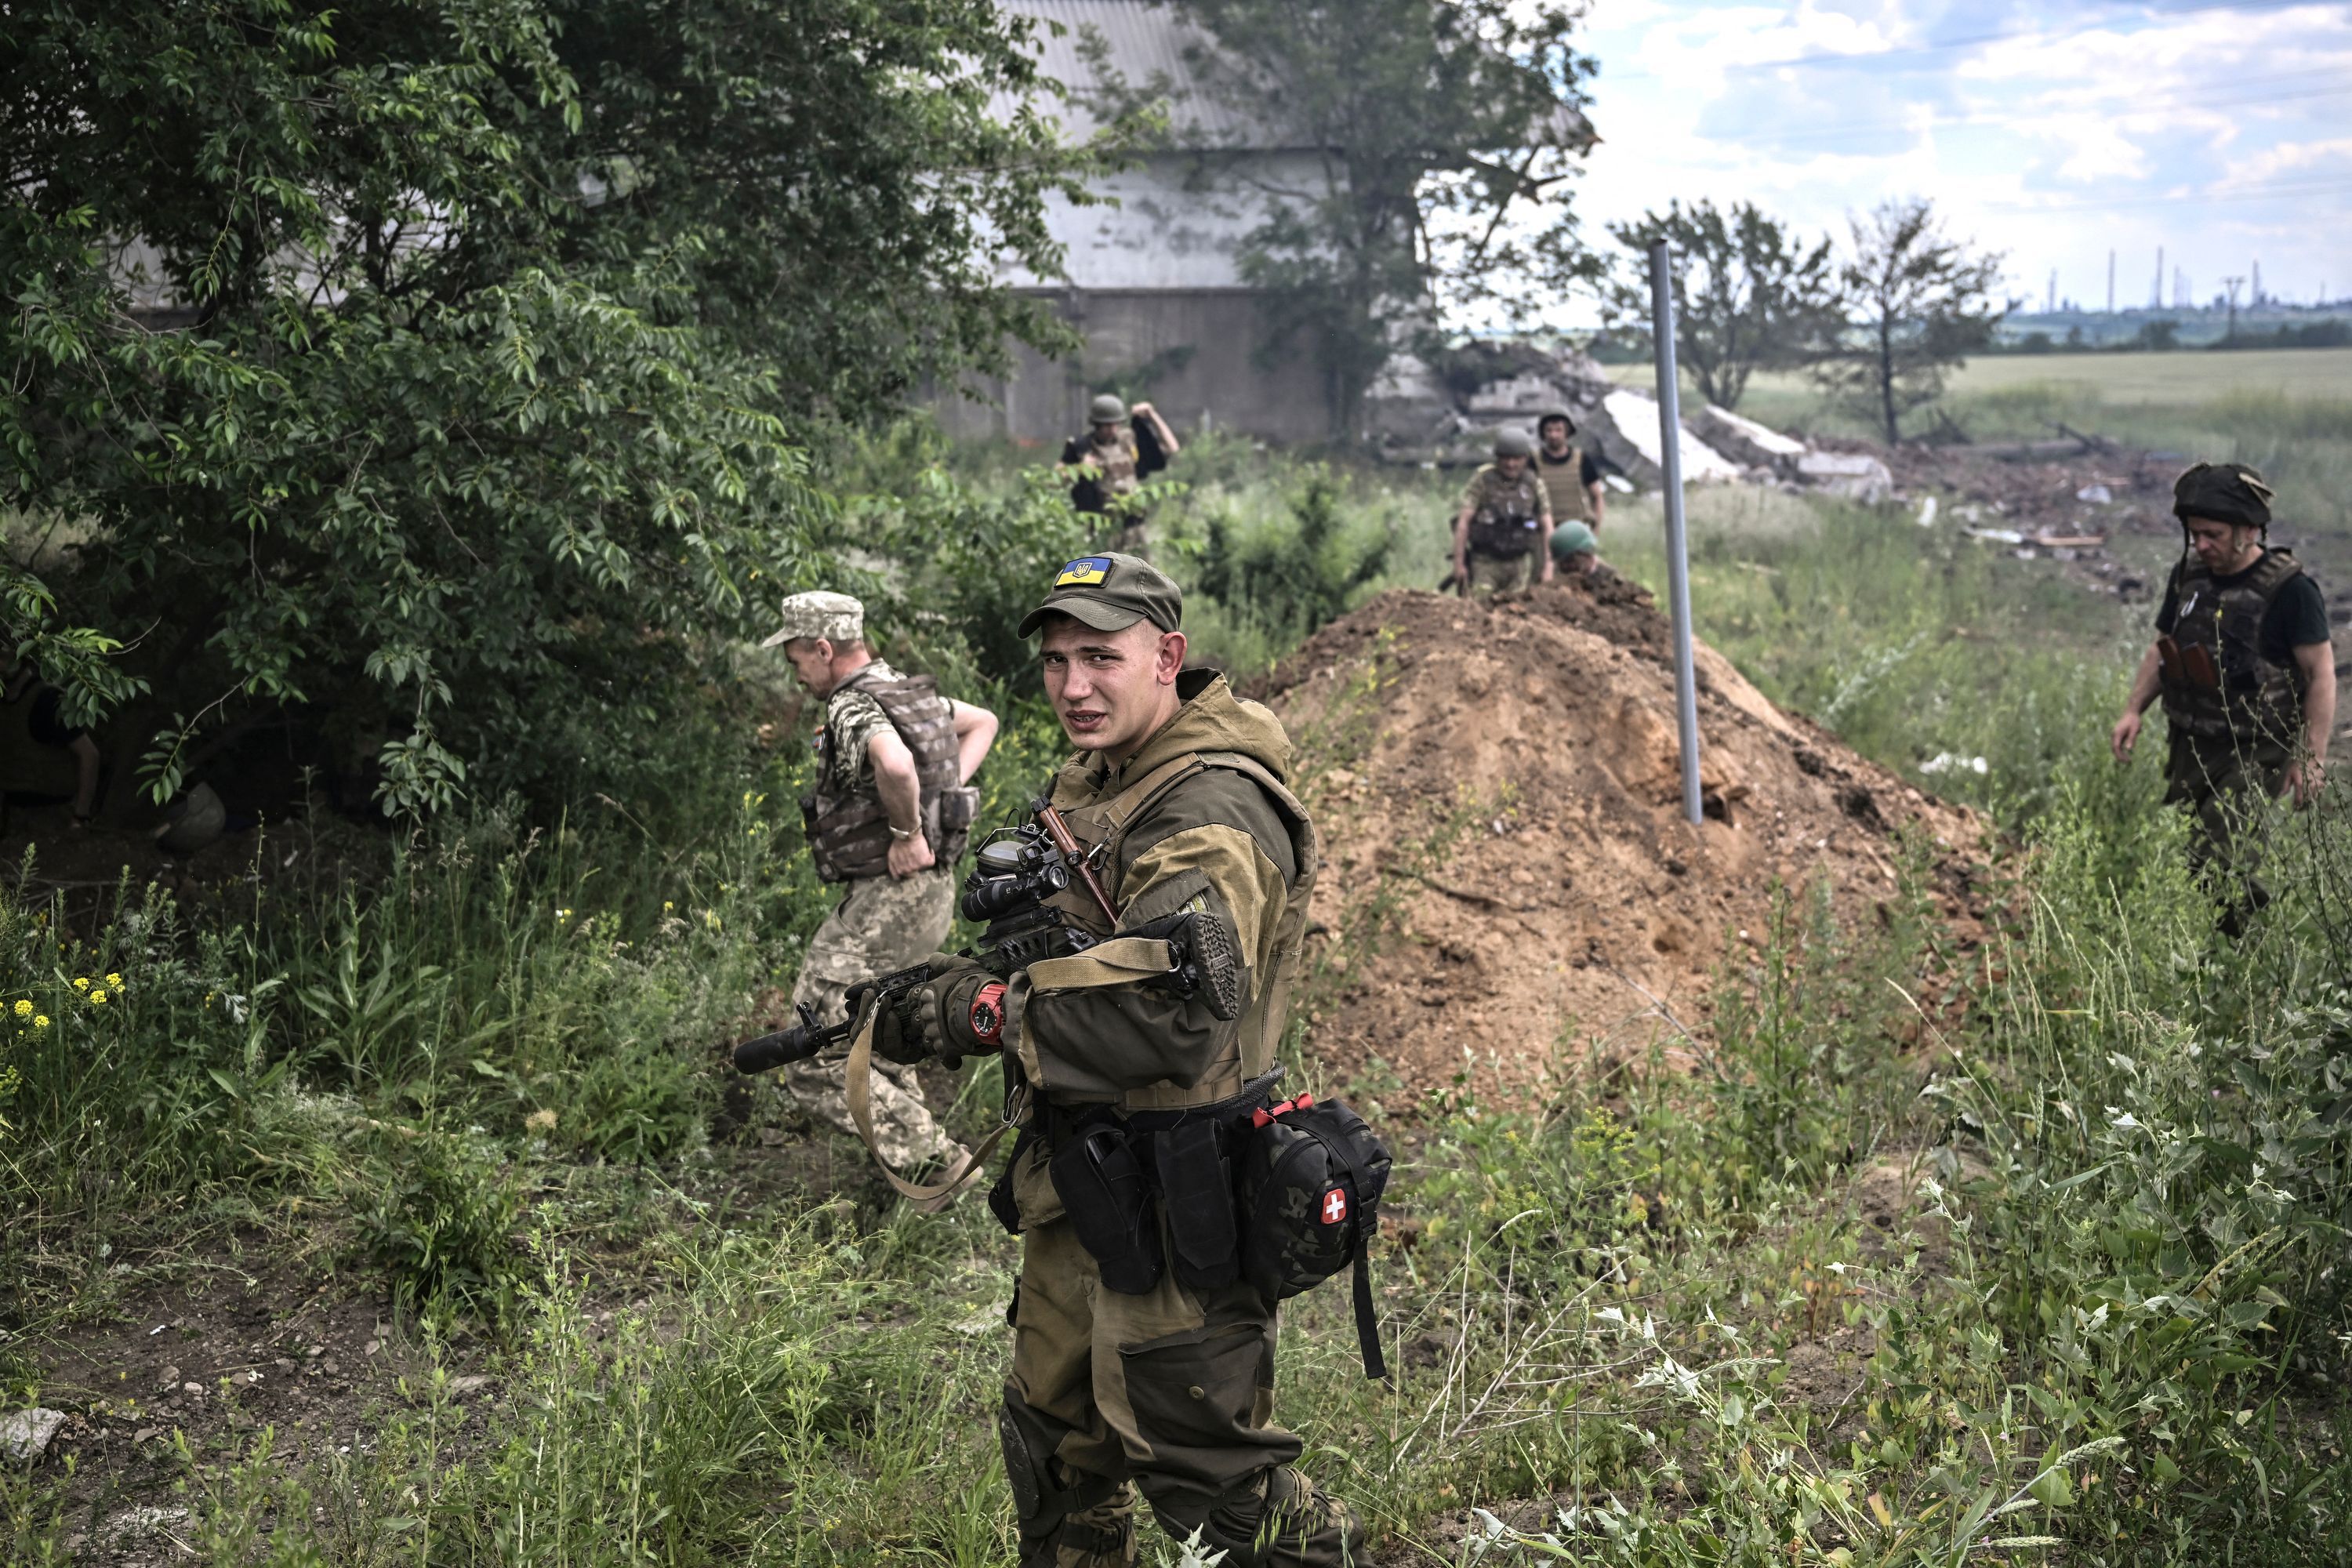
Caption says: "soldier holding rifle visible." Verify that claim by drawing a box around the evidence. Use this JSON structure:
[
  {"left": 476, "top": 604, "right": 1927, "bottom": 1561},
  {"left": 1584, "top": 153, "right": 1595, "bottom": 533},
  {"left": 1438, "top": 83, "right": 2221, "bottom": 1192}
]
[{"left": 739, "top": 557, "right": 1367, "bottom": 1566}]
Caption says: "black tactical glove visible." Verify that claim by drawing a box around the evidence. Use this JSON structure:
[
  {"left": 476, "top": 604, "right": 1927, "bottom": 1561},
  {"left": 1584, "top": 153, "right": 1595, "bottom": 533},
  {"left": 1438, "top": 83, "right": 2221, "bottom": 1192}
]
[{"left": 873, "top": 954, "right": 1004, "bottom": 1069}]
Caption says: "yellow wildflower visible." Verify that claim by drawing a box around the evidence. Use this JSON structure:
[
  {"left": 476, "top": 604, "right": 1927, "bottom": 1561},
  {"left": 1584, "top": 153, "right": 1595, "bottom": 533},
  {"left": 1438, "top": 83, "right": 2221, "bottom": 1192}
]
[
  {"left": 89, "top": 989, "right": 108, "bottom": 1006},
  {"left": 72, "top": 977, "right": 89, "bottom": 991},
  {"left": 107, "top": 973, "right": 122, "bottom": 988},
  {"left": 12, "top": 1000, "right": 28, "bottom": 1018},
  {"left": 34, "top": 1016, "right": 49, "bottom": 1029}
]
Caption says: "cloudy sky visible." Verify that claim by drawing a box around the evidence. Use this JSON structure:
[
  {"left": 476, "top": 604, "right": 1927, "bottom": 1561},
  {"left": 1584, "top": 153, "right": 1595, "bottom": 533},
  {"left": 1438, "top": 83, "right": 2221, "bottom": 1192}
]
[{"left": 1559, "top": 0, "right": 2352, "bottom": 319}]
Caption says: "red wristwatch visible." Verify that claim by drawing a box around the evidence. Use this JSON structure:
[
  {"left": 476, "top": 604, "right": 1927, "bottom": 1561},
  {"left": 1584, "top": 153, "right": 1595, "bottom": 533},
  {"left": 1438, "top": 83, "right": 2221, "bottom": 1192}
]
[{"left": 968, "top": 982, "right": 1007, "bottom": 1046}]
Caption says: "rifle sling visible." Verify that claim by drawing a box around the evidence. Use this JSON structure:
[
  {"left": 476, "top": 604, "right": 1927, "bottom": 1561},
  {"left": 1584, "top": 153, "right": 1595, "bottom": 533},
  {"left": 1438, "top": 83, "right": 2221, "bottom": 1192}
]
[{"left": 843, "top": 991, "right": 1018, "bottom": 1213}]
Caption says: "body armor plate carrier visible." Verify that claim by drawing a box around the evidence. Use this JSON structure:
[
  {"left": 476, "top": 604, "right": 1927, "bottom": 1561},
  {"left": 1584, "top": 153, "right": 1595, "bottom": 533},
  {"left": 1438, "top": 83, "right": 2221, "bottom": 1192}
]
[
  {"left": 804, "top": 672, "right": 978, "bottom": 882},
  {"left": 2158, "top": 548, "right": 2307, "bottom": 746},
  {"left": 1466, "top": 472, "right": 1544, "bottom": 559}
]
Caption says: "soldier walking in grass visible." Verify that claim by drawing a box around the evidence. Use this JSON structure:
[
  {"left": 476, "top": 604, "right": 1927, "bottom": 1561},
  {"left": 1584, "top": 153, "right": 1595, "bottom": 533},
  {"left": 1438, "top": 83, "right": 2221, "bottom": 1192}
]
[
  {"left": 766, "top": 590, "right": 1000, "bottom": 1171},
  {"left": 1450, "top": 428, "right": 1554, "bottom": 597},
  {"left": 1062, "top": 394, "right": 1181, "bottom": 557},
  {"left": 2111, "top": 463, "right": 2337, "bottom": 926}
]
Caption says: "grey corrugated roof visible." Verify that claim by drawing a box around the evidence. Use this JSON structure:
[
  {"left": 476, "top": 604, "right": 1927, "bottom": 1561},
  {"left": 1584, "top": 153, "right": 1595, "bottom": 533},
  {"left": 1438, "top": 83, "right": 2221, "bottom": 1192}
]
[
  {"left": 996, "top": 0, "right": 1298, "bottom": 147},
  {"left": 993, "top": 1, "right": 1595, "bottom": 154}
]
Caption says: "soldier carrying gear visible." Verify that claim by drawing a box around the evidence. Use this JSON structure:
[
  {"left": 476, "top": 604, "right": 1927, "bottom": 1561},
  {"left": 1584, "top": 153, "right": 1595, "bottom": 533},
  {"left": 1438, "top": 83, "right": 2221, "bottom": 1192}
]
[
  {"left": 880, "top": 553, "right": 1366, "bottom": 1567},
  {"left": 1450, "top": 426, "right": 1555, "bottom": 598},
  {"left": 762, "top": 590, "right": 1002, "bottom": 1171},
  {"left": 1061, "top": 394, "right": 1181, "bottom": 557},
  {"left": 1534, "top": 408, "right": 1608, "bottom": 535},
  {"left": 2111, "top": 463, "right": 2338, "bottom": 925}
]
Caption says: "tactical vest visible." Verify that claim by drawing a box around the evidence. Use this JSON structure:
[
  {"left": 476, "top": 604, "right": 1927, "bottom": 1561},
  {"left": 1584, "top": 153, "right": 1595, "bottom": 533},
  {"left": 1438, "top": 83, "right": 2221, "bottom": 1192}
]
[
  {"left": 1467, "top": 468, "right": 1544, "bottom": 557},
  {"left": 2158, "top": 548, "right": 2307, "bottom": 746},
  {"left": 1088, "top": 434, "right": 1141, "bottom": 499},
  {"left": 803, "top": 670, "right": 978, "bottom": 882},
  {"left": 1536, "top": 448, "right": 1589, "bottom": 524},
  {"left": 1022, "top": 750, "right": 1318, "bottom": 1115}
]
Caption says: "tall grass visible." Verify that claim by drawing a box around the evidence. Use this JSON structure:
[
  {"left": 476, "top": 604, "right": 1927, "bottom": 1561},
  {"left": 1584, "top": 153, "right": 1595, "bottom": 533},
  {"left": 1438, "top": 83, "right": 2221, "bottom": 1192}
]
[{"left": 9, "top": 421, "right": 2352, "bottom": 1564}]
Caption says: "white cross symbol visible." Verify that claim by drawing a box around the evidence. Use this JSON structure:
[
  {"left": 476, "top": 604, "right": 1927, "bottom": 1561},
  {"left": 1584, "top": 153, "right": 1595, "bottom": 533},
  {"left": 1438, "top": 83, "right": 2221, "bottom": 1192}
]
[{"left": 1321, "top": 1189, "right": 1348, "bottom": 1225}]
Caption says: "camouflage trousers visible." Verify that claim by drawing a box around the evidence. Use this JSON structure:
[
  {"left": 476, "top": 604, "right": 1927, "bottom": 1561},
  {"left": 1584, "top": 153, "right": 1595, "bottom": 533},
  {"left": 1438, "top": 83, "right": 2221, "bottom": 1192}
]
[
  {"left": 1464, "top": 551, "right": 1534, "bottom": 596},
  {"left": 782, "top": 867, "right": 962, "bottom": 1170}
]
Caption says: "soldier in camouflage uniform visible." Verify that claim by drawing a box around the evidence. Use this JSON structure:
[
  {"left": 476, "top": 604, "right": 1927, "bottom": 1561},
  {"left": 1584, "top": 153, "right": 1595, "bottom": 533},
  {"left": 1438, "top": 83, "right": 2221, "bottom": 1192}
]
[
  {"left": 2111, "top": 463, "right": 2338, "bottom": 923},
  {"left": 764, "top": 591, "right": 1000, "bottom": 1170},
  {"left": 882, "top": 555, "right": 1362, "bottom": 1566},
  {"left": 1450, "top": 428, "right": 1554, "bottom": 597}
]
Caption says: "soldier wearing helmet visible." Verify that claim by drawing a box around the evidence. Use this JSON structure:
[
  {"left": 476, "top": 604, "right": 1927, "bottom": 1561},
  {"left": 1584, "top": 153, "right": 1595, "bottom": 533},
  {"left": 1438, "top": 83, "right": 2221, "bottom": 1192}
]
[
  {"left": 1061, "top": 393, "right": 1181, "bottom": 556},
  {"left": 1534, "top": 408, "right": 1607, "bottom": 534},
  {"left": 1450, "top": 427, "right": 1555, "bottom": 597},
  {"left": 2111, "top": 462, "right": 2337, "bottom": 925}
]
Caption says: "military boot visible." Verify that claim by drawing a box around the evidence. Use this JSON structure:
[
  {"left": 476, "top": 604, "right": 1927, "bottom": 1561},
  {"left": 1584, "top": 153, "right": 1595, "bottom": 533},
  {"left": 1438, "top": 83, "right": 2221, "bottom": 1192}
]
[
  {"left": 1167, "top": 1467, "right": 1364, "bottom": 1567},
  {"left": 1015, "top": 1496, "right": 1135, "bottom": 1568}
]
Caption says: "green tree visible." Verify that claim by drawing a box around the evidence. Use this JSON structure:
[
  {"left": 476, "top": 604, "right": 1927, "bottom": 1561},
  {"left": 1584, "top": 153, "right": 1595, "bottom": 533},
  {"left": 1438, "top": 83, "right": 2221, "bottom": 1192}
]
[
  {"left": 1602, "top": 199, "right": 1839, "bottom": 411},
  {"left": 2, "top": 0, "right": 1095, "bottom": 815},
  {"left": 1812, "top": 198, "right": 2005, "bottom": 445},
  {"left": 1156, "top": 0, "right": 1598, "bottom": 437}
]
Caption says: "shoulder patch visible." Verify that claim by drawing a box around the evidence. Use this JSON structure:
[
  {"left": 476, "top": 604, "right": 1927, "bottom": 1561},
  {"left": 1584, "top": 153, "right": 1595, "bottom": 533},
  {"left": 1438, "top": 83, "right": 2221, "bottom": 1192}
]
[{"left": 1057, "top": 557, "right": 1112, "bottom": 586}]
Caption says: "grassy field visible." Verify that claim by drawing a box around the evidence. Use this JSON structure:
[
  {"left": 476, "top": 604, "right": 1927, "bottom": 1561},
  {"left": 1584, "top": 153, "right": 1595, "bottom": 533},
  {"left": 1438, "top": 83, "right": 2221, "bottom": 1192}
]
[
  {"left": 1608, "top": 347, "right": 2352, "bottom": 408},
  {"left": 9, "top": 408, "right": 2352, "bottom": 1564}
]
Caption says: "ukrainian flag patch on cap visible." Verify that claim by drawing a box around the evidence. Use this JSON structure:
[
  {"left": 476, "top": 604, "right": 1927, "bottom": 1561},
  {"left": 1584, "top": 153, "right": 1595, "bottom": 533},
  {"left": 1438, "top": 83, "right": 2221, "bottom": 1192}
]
[{"left": 1055, "top": 557, "right": 1112, "bottom": 586}]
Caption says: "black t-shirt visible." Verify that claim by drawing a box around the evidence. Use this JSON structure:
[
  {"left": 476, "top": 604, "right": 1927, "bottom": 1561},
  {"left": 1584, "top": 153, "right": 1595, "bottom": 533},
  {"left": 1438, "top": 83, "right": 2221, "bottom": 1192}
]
[
  {"left": 1537, "top": 447, "right": 1602, "bottom": 487},
  {"left": 1060, "top": 421, "right": 1170, "bottom": 512},
  {"left": 2156, "top": 550, "right": 2332, "bottom": 664}
]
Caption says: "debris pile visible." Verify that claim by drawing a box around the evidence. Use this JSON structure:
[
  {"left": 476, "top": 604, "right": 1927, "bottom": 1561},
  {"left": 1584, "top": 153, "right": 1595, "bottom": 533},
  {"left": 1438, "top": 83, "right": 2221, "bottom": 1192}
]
[
  {"left": 1259, "top": 575, "right": 1984, "bottom": 1105},
  {"left": 1367, "top": 340, "right": 1893, "bottom": 499}
]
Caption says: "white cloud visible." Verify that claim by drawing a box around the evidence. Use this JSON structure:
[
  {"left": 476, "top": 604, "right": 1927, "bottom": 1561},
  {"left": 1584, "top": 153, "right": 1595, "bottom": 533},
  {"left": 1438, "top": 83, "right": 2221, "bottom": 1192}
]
[{"left": 1536, "top": 0, "right": 2352, "bottom": 318}]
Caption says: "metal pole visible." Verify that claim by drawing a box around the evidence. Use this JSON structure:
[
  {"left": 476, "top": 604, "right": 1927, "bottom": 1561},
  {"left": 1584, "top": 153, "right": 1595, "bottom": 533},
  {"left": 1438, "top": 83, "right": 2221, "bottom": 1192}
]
[{"left": 1647, "top": 240, "right": 1704, "bottom": 827}]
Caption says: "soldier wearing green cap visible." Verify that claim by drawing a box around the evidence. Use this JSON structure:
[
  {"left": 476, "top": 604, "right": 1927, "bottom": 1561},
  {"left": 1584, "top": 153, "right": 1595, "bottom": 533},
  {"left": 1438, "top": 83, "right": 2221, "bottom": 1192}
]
[
  {"left": 762, "top": 590, "right": 1001, "bottom": 1170},
  {"left": 2111, "top": 463, "right": 2337, "bottom": 923},
  {"left": 1450, "top": 426, "right": 1555, "bottom": 597},
  {"left": 882, "top": 552, "right": 1363, "bottom": 1566},
  {"left": 1060, "top": 394, "right": 1181, "bottom": 555}
]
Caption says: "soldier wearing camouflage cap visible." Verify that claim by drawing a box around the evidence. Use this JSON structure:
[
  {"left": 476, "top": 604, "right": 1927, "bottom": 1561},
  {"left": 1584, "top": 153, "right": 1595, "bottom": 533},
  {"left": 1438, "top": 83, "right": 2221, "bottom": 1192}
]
[
  {"left": 883, "top": 552, "right": 1365, "bottom": 1566},
  {"left": 764, "top": 590, "right": 1000, "bottom": 1171},
  {"left": 1450, "top": 426, "right": 1555, "bottom": 598},
  {"left": 1059, "top": 394, "right": 1181, "bottom": 557}
]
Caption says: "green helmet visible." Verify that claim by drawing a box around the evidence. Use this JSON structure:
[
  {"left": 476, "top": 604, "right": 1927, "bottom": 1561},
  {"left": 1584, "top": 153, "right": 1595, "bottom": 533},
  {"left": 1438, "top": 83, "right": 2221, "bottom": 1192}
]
[
  {"left": 1088, "top": 394, "right": 1128, "bottom": 425},
  {"left": 1494, "top": 428, "right": 1536, "bottom": 459}
]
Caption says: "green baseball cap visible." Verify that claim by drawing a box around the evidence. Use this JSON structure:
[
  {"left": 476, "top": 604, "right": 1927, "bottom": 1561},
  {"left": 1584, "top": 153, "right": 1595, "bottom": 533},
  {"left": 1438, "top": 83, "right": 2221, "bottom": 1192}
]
[{"left": 1018, "top": 552, "right": 1183, "bottom": 638}]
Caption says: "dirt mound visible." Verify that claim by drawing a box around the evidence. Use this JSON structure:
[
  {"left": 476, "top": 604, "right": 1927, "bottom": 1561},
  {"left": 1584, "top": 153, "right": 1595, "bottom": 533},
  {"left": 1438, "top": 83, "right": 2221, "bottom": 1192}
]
[{"left": 1258, "top": 576, "right": 1984, "bottom": 1107}]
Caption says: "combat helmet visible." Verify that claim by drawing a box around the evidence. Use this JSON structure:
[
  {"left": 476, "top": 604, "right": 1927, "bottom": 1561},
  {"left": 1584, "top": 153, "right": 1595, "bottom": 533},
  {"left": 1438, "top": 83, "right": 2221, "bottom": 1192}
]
[{"left": 1494, "top": 428, "right": 1536, "bottom": 459}]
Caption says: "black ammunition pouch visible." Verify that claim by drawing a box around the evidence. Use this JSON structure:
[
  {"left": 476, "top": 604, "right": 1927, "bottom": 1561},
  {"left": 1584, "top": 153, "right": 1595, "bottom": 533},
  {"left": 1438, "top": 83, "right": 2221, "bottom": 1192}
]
[
  {"left": 1467, "top": 506, "right": 1539, "bottom": 558},
  {"left": 1041, "top": 1073, "right": 1280, "bottom": 1296},
  {"left": 1048, "top": 1123, "right": 1164, "bottom": 1295}
]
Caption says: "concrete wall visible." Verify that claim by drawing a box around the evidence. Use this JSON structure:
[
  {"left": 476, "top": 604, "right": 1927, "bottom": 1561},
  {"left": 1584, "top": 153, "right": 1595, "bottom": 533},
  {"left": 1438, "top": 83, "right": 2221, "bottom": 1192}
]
[{"left": 935, "top": 288, "right": 1334, "bottom": 445}]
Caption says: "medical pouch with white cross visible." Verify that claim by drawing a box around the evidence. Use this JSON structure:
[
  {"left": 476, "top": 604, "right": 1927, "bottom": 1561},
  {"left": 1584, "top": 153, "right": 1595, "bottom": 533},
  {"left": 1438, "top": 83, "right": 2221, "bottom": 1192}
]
[{"left": 1236, "top": 1091, "right": 1393, "bottom": 1378}]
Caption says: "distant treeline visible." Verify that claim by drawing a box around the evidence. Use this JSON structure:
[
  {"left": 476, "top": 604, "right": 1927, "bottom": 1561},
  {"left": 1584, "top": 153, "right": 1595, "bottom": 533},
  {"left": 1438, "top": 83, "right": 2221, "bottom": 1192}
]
[{"left": 1993, "top": 319, "right": 2352, "bottom": 356}]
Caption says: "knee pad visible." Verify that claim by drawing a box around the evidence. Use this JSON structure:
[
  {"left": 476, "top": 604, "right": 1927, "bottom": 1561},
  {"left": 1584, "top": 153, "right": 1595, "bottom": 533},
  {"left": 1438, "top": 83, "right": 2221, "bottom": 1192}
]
[{"left": 1000, "top": 1393, "right": 1125, "bottom": 1533}]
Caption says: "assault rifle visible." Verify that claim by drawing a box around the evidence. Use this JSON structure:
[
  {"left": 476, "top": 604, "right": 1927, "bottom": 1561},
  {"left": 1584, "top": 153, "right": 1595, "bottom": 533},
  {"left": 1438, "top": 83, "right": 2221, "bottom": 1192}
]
[{"left": 731, "top": 799, "right": 1237, "bottom": 1075}]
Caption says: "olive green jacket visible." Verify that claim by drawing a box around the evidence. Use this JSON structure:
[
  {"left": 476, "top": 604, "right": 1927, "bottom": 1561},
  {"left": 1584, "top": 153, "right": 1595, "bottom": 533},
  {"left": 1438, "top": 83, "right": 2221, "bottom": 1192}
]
[{"left": 1005, "top": 670, "right": 1314, "bottom": 1113}]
